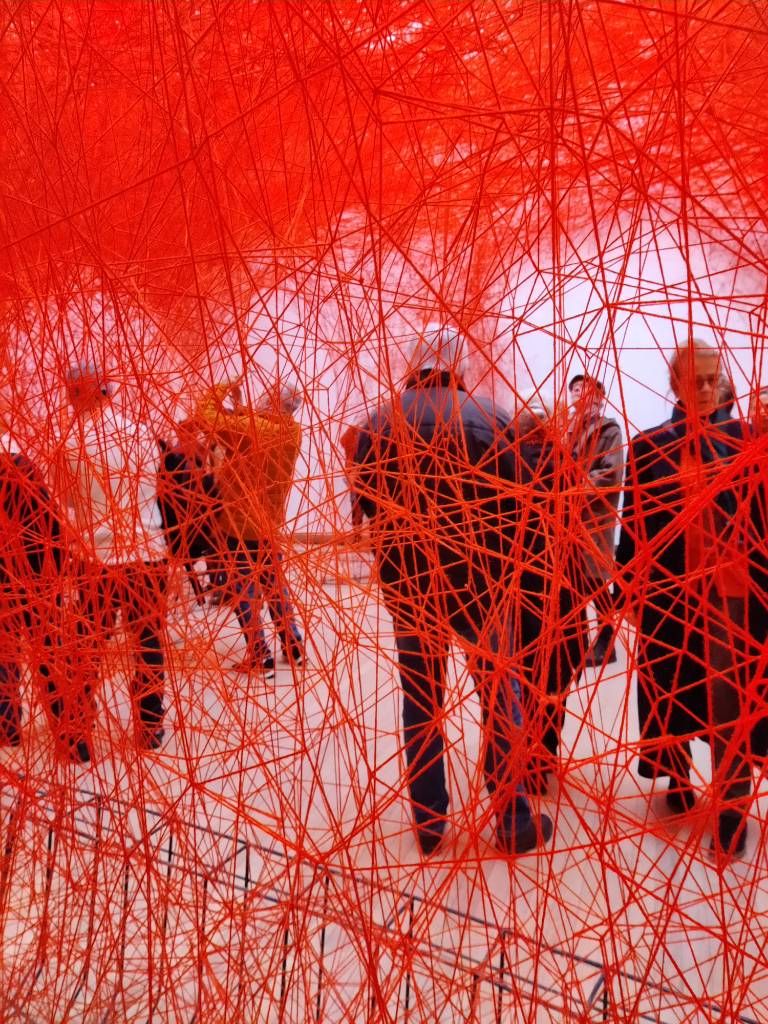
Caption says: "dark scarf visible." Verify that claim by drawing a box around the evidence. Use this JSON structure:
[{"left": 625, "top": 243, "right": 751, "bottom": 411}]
[{"left": 668, "top": 401, "right": 739, "bottom": 519}]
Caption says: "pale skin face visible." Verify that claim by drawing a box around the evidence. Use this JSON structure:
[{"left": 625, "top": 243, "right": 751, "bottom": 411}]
[
  {"left": 516, "top": 406, "right": 548, "bottom": 442},
  {"left": 671, "top": 350, "right": 720, "bottom": 417},
  {"left": 68, "top": 376, "right": 108, "bottom": 416},
  {"left": 749, "top": 389, "right": 768, "bottom": 432},
  {"left": 570, "top": 380, "right": 603, "bottom": 417}
]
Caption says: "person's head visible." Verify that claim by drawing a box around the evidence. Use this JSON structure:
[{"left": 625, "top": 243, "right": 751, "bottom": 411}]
[
  {"left": 406, "top": 324, "right": 466, "bottom": 382},
  {"left": 749, "top": 386, "right": 768, "bottom": 432},
  {"left": 255, "top": 376, "right": 302, "bottom": 417},
  {"left": 515, "top": 396, "right": 551, "bottom": 442},
  {"left": 569, "top": 374, "right": 605, "bottom": 414},
  {"left": 669, "top": 340, "right": 721, "bottom": 417},
  {"left": 718, "top": 374, "right": 736, "bottom": 412},
  {"left": 66, "top": 362, "right": 110, "bottom": 415}
]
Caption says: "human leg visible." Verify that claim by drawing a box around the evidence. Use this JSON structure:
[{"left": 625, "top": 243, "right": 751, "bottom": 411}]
[
  {"left": 586, "top": 578, "right": 618, "bottom": 666},
  {"left": 121, "top": 562, "right": 168, "bottom": 749},
  {"left": 223, "top": 537, "right": 273, "bottom": 669},
  {"left": 393, "top": 620, "right": 450, "bottom": 854},
  {"left": 254, "top": 538, "right": 303, "bottom": 662},
  {"left": 57, "top": 562, "right": 114, "bottom": 762},
  {"left": 706, "top": 595, "right": 752, "bottom": 857},
  {"left": 0, "top": 592, "right": 23, "bottom": 744},
  {"left": 542, "top": 585, "right": 588, "bottom": 767},
  {"left": 635, "top": 592, "right": 699, "bottom": 809},
  {"left": 456, "top": 613, "right": 552, "bottom": 853},
  {"left": 747, "top": 591, "right": 768, "bottom": 757}
]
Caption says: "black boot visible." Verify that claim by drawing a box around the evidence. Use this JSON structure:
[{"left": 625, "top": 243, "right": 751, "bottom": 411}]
[
  {"left": 665, "top": 776, "right": 696, "bottom": 815},
  {"left": 585, "top": 625, "right": 616, "bottom": 667},
  {"left": 710, "top": 811, "right": 747, "bottom": 860}
]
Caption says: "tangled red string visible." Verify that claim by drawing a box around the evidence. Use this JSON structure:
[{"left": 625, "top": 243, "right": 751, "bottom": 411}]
[{"left": 0, "top": 3, "right": 767, "bottom": 1021}]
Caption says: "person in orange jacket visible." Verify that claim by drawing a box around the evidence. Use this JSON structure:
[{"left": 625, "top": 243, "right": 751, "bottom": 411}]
[{"left": 193, "top": 377, "right": 304, "bottom": 673}]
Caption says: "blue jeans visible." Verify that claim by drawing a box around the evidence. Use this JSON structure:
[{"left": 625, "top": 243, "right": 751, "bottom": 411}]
[
  {"left": 224, "top": 537, "right": 302, "bottom": 659},
  {"left": 392, "top": 606, "right": 532, "bottom": 836}
]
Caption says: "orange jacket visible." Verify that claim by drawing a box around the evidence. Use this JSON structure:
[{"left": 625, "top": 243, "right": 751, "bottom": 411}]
[{"left": 195, "top": 389, "right": 301, "bottom": 541}]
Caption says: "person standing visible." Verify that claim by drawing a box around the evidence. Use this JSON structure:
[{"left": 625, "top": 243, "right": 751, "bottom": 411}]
[
  {"left": 60, "top": 364, "right": 168, "bottom": 756},
  {"left": 511, "top": 399, "right": 587, "bottom": 792},
  {"left": 567, "top": 375, "right": 624, "bottom": 666},
  {"left": 352, "top": 327, "right": 552, "bottom": 856},
  {"left": 193, "top": 377, "right": 304, "bottom": 673},
  {"left": 617, "top": 341, "right": 753, "bottom": 859},
  {"left": 0, "top": 409, "right": 66, "bottom": 751},
  {"left": 744, "top": 384, "right": 768, "bottom": 757},
  {"left": 157, "top": 419, "right": 223, "bottom": 604}
]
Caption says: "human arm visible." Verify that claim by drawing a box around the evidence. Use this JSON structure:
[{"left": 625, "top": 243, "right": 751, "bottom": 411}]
[
  {"left": 588, "top": 420, "right": 624, "bottom": 490},
  {"left": 349, "top": 419, "right": 379, "bottom": 522}
]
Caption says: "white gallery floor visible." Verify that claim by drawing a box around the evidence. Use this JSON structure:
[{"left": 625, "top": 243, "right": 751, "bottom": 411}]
[{"left": 0, "top": 545, "right": 766, "bottom": 1023}]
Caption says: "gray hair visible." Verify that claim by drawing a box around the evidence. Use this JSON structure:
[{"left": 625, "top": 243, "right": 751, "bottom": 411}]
[{"left": 407, "top": 324, "right": 466, "bottom": 376}]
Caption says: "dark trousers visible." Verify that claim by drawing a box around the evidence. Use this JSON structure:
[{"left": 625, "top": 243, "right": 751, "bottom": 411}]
[
  {"left": 0, "top": 584, "right": 61, "bottom": 739},
  {"left": 224, "top": 536, "right": 302, "bottom": 658},
  {"left": 590, "top": 578, "right": 618, "bottom": 644},
  {"left": 73, "top": 561, "right": 167, "bottom": 737},
  {"left": 520, "top": 584, "right": 587, "bottom": 770},
  {"left": 637, "top": 590, "right": 751, "bottom": 809},
  {"left": 390, "top": 603, "right": 533, "bottom": 835},
  {"left": 748, "top": 592, "right": 768, "bottom": 756}
]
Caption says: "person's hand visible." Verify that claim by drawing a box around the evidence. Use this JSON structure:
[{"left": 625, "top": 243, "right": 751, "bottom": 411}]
[{"left": 223, "top": 380, "right": 244, "bottom": 412}]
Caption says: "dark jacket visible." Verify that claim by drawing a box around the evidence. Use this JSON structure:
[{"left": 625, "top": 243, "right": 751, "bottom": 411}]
[
  {"left": 569, "top": 413, "right": 624, "bottom": 582},
  {"left": 157, "top": 444, "right": 221, "bottom": 562},
  {"left": 616, "top": 403, "right": 747, "bottom": 777},
  {"left": 353, "top": 372, "right": 535, "bottom": 627},
  {"left": 616, "top": 404, "right": 743, "bottom": 586},
  {"left": 0, "top": 451, "right": 63, "bottom": 584}
]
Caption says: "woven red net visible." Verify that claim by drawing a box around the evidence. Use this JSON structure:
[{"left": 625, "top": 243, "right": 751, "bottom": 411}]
[{"left": 0, "top": 2, "right": 767, "bottom": 1021}]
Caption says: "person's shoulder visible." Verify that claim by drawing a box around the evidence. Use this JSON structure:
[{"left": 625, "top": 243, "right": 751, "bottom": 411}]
[
  {"left": 629, "top": 418, "right": 674, "bottom": 451},
  {"left": 460, "top": 391, "right": 512, "bottom": 435},
  {"left": 469, "top": 392, "right": 511, "bottom": 422},
  {"left": 715, "top": 414, "right": 747, "bottom": 442},
  {"left": 598, "top": 414, "right": 622, "bottom": 433},
  {"left": 360, "top": 398, "right": 393, "bottom": 432}
]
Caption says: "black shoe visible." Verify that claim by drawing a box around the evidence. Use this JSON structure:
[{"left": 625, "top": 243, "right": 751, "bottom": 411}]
[
  {"left": 282, "top": 640, "right": 303, "bottom": 666},
  {"left": 234, "top": 653, "right": 275, "bottom": 678},
  {"left": 59, "top": 736, "right": 91, "bottom": 763},
  {"left": 585, "top": 641, "right": 616, "bottom": 668},
  {"left": 416, "top": 818, "right": 446, "bottom": 856},
  {"left": 665, "top": 780, "right": 696, "bottom": 815},
  {"left": 138, "top": 726, "right": 165, "bottom": 751},
  {"left": 710, "top": 812, "right": 747, "bottom": 860},
  {"left": 496, "top": 813, "right": 553, "bottom": 855}
]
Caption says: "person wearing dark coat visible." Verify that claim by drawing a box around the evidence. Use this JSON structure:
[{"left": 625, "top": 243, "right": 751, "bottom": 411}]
[
  {"left": 567, "top": 375, "right": 624, "bottom": 666},
  {"left": 742, "top": 385, "right": 768, "bottom": 756},
  {"left": 157, "top": 426, "right": 223, "bottom": 603},
  {"left": 511, "top": 400, "right": 587, "bottom": 792},
  {"left": 352, "top": 328, "right": 552, "bottom": 857},
  {"left": 617, "top": 341, "right": 753, "bottom": 860},
  {"left": 0, "top": 426, "right": 65, "bottom": 749}
]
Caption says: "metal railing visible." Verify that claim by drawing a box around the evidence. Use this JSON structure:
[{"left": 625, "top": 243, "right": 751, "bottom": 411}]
[{"left": 0, "top": 778, "right": 760, "bottom": 1023}]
